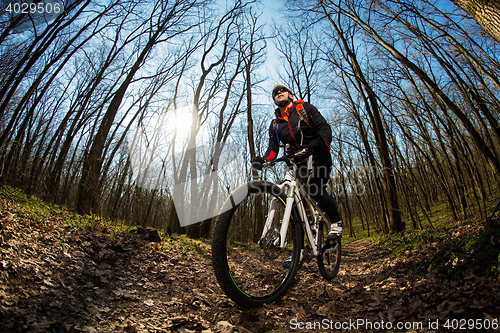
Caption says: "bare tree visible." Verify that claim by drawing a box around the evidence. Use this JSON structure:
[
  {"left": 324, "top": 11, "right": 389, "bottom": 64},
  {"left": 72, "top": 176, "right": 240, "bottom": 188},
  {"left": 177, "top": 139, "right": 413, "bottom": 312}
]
[
  {"left": 319, "top": 2, "right": 404, "bottom": 232},
  {"left": 274, "top": 21, "right": 324, "bottom": 102},
  {"left": 276, "top": 0, "right": 500, "bottom": 236},
  {"left": 0, "top": 0, "right": 90, "bottom": 130},
  {"left": 171, "top": 0, "right": 254, "bottom": 236},
  {"left": 239, "top": 8, "right": 267, "bottom": 240},
  {"left": 77, "top": 0, "right": 204, "bottom": 214}
]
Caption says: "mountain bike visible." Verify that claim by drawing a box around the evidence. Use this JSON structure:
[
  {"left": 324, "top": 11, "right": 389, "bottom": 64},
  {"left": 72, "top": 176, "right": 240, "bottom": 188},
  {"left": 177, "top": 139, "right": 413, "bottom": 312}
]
[{"left": 211, "top": 148, "right": 341, "bottom": 308}]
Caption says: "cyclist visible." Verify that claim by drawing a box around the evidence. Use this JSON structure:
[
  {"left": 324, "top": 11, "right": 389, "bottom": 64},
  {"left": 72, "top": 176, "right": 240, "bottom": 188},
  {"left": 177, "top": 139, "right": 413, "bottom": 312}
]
[{"left": 251, "top": 84, "right": 343, "bottom": 241}]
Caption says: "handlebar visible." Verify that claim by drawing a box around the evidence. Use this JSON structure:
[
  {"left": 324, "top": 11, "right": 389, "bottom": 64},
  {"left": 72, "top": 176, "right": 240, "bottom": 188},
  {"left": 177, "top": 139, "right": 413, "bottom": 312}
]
[{"left": 262, "top": 148, "right": 312, "bottom": 169}]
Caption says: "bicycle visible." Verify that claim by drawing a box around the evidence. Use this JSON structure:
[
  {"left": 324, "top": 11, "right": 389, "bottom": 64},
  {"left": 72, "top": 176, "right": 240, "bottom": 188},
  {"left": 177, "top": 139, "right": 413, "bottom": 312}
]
[{"left": 211, "top": 148, "right": 341, "bottom": 308}]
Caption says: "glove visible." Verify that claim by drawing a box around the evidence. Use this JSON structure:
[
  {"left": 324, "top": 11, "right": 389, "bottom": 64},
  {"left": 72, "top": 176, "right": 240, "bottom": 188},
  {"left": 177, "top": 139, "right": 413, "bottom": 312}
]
[
  {"left": 308, "top": 139, "right": 325, "bottom": 154},
  {"left": 251, "top": 156, "right": 266, "bottom": 170}
]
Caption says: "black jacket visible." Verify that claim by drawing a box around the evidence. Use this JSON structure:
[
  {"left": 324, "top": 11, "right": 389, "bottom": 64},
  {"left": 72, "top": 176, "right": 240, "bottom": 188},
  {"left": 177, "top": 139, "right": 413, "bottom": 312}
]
[{"left": 263, "top": 100, "right": 332, "bottom": 161}]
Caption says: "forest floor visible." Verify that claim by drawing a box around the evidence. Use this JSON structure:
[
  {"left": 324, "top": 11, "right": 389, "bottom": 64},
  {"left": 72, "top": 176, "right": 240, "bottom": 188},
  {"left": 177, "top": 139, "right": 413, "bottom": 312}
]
[{"left": 1, "top": 192, "right": 500, "bottom": 332}]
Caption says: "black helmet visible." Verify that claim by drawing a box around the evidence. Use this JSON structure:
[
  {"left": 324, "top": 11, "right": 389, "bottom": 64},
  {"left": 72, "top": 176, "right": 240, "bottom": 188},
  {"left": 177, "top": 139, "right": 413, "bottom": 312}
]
[{"left": 272, "top": 84, "right": 293, "bottom": 98}]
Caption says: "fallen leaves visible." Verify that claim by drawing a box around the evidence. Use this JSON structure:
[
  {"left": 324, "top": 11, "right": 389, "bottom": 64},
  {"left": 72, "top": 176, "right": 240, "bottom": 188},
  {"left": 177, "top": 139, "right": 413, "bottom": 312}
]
[{"left": 0, "top": 201, "right": 499, "bottom": 332}]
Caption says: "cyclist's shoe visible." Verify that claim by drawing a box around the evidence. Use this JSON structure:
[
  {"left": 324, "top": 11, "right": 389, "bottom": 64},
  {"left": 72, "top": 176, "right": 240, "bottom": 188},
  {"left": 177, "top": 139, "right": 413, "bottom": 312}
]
[
  {"left": 327, "top": 221, "right": 343, "bottom": 240},
  {"left": 282, "top": 249, "right": 304, "bottom": 269}
]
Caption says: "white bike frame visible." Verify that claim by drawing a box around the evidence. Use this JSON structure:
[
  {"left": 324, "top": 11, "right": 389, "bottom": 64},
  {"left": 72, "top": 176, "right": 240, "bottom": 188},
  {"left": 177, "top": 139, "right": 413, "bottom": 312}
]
[{"left": 260, "top": 156, "right": 333, "bottom": 257}]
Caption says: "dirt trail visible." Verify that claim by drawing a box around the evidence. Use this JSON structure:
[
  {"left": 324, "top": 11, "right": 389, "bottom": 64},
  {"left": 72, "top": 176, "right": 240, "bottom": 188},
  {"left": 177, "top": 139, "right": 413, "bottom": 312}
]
[{"left": 1, "top": 206, "right": 498, "bottom": 332}]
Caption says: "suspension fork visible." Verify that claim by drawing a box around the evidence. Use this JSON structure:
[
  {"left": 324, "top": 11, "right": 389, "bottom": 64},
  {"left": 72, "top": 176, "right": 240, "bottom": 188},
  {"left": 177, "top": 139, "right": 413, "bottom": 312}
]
[
  {"left": 277, "top": 180, "right": 295, "bottom": 248},
  {"left": 260, "top": 197, "right": 278, "bottom": 245},
  {"left": 259, "top": 181, "right": 294, "bottom": 248}
]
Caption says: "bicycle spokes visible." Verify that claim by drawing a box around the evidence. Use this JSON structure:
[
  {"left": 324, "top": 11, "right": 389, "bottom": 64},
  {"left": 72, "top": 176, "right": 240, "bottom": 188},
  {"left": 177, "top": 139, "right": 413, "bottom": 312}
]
[
  {"left": 317, "top": 221, "right": 341, "bottom": 280},
  {"left": 212, "top": 181, "right": 301, "bottom": 306}
]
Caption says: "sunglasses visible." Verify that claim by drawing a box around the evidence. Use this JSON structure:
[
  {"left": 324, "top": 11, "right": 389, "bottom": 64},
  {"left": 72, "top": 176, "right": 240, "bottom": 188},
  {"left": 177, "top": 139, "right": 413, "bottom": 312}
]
[{"left": 273, "top": 88, "right": 289, "bottom": 98}]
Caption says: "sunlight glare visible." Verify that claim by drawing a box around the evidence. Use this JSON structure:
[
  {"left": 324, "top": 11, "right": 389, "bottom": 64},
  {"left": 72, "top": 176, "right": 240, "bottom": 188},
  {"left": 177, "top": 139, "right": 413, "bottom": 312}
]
[{"left": 172, "top": 106, "right": 194, "bottom": 140}]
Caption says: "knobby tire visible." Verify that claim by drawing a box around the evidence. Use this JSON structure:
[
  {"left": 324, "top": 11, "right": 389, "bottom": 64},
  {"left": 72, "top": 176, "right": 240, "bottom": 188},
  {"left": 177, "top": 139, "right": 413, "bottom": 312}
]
[
  {"left": 317, "top": 221, "right": 341, "bottom": 280},
  {"left": 211, "top": 180, "right": 302, "bottom": 308}
]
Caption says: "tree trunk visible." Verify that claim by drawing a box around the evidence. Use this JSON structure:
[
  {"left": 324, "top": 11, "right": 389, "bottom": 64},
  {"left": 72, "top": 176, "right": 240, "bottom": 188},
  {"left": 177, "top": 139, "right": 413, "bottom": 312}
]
[
  {"left": 332, "top": 1, "right": 500, "bottom": 178},
  {"left": 77, "top": 29, "right": 162, "bottom": 214},
  {"left": 322, "top": 6, "right": 404, "bottom": 232},
  {"left": 451, "top": 0, "right": 500, "bottom": 43}
]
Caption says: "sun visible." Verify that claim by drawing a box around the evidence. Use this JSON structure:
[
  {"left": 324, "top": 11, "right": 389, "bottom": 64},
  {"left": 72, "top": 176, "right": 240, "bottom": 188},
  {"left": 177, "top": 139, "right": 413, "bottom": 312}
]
[{"left": 172, "top": 106, "right": 194, "bottom": 137}]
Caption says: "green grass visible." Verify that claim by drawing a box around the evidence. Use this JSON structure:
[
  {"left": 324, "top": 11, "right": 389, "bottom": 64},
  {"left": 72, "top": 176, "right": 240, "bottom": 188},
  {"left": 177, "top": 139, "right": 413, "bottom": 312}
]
[
  {"left": 377, "top": 217, "right": 500, "bottom": 278},
  {"left": 167, "top": 233, "right": 211, "bottom": 255},
  {"left": 1, "top": 185, "right": 136, "bottom": 236},
  {"left": 0, "top": 186, "right": 211, "bottom": 256},
  {"left": 340, "top": 183, "right": 500, "bottom": 279},
  {"left": 345, "top": 183, "right": 500, "bottom": 241}
]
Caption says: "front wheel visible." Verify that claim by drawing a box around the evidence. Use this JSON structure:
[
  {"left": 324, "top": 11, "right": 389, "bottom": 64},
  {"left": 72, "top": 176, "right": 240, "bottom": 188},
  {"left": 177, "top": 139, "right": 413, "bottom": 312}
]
[
  {"left": 211, "top": 180, "right": 303, "bottom": 308},
  {"left": 317, "top": 220, "right": 341, "bottom": 280}
]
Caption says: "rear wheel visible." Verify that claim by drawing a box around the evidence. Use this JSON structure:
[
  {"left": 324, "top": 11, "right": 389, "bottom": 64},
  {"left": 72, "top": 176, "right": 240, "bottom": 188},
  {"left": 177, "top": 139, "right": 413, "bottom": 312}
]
[
  {"left": 211, "top": 180, "right": 302, "bottom": 308},
  {"left": 317, "top": 220, "right": 341, "bottom": 280}
]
